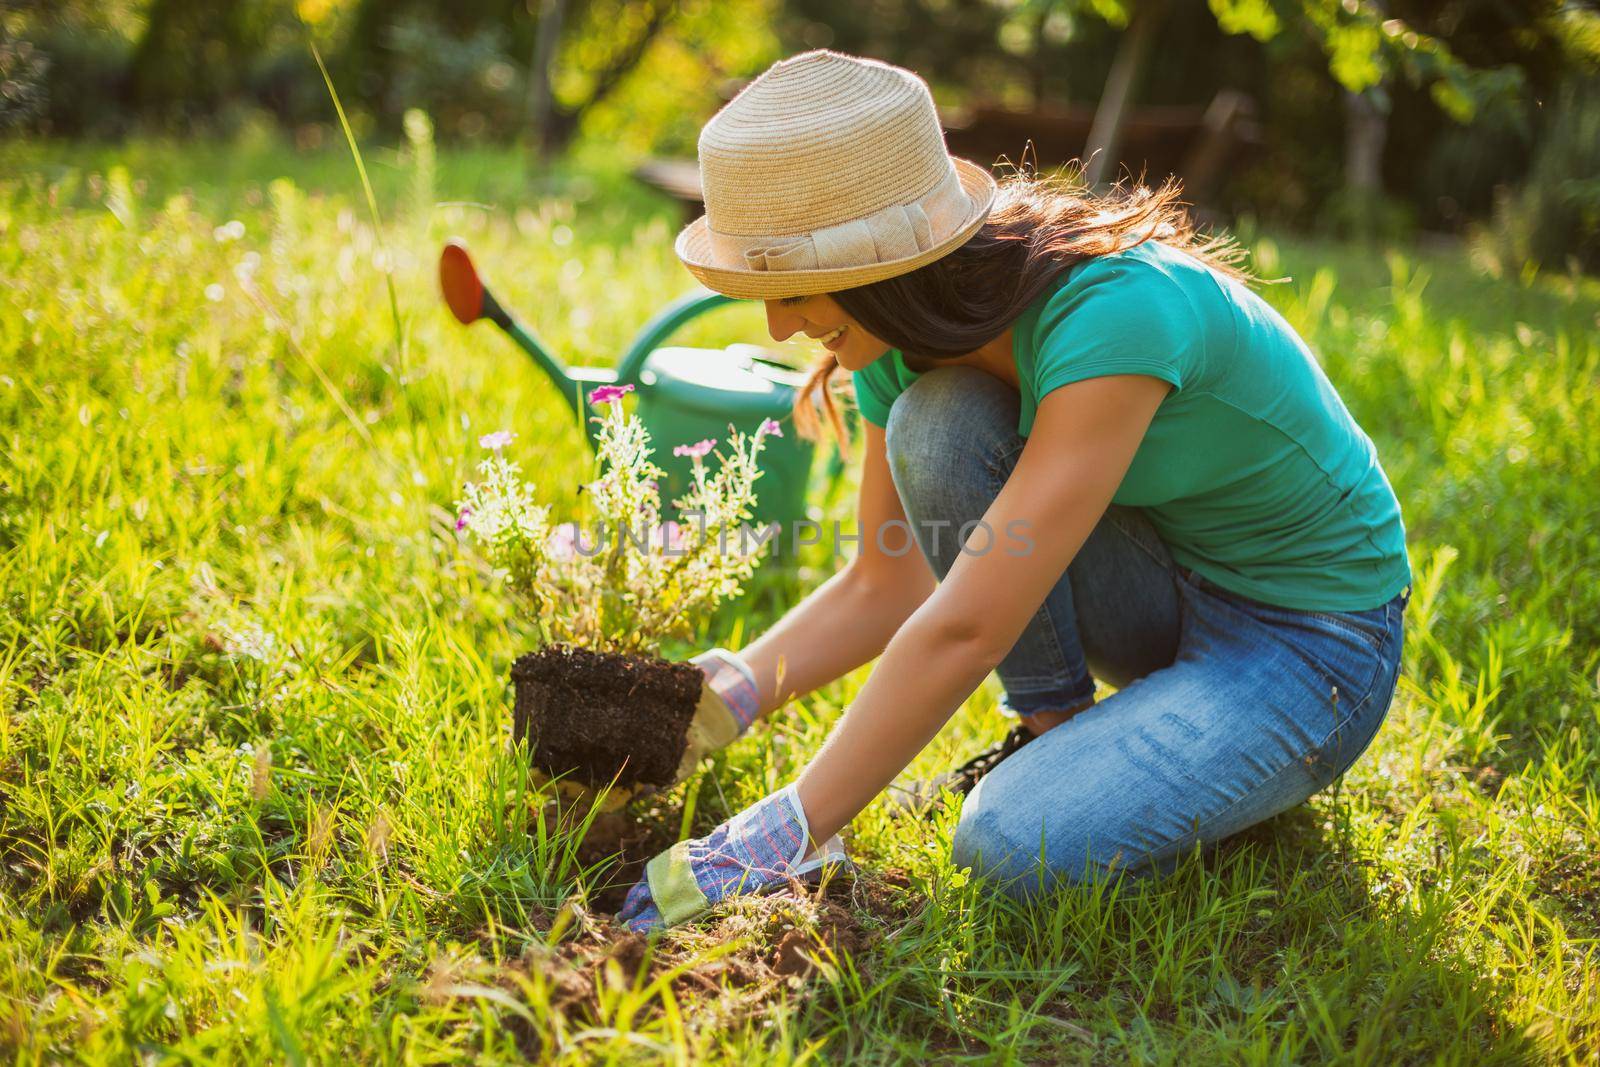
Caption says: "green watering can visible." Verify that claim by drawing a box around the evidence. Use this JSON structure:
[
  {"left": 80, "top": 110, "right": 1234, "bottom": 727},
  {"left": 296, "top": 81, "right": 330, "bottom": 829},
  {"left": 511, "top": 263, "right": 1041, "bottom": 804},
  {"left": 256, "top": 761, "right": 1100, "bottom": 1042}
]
[{"left": 439, "top": 239, "right": 829, "bottom": 547}]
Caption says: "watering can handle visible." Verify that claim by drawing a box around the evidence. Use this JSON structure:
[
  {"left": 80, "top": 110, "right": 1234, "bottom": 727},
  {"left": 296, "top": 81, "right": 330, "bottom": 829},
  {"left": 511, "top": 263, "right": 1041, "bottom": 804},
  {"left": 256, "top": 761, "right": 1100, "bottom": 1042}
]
[{"left": 613, "top": 289, "right": 740, "bottom": 387}]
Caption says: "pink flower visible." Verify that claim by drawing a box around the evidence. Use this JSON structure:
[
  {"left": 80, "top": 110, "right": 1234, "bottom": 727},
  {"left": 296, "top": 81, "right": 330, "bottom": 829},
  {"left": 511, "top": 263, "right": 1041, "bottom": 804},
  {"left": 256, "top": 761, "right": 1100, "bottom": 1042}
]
[
  {"left": 478, "top": 430, "right": 514, "bottom": 450},
  {"left": 758, "top": 417, "right": 783, "bottom": 438},
  {"left": 643, "top": 479, "right": 659, "bottom": 494},
  {"left": 546, "top": 521, "right": 580, "bottom": 561},
  {"left": 655, "top": 520, "right": 687, "bottom": 552},
  {"left": 455, "top": 507, "right": 473, "bottom": 530},
  {"left": 672, "top": 437, "right": 716, "bottom": 459},
  {"left": 587, "top": 383, "right": 635, "bottom": 407}
]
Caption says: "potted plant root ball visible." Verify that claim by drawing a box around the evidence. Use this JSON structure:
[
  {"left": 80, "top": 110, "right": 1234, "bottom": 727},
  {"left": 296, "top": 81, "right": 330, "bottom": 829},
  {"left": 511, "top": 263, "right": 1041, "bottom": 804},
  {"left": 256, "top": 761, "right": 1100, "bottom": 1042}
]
[{"left": 455, "top": 385, "right": 781, "bottom": 795}]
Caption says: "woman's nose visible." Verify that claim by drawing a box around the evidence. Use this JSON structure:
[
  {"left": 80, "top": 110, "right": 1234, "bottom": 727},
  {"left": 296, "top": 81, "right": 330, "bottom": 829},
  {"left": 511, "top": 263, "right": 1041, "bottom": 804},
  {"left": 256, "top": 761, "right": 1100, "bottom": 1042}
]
[{"left": 763, "top": 301, "right": 802, "bottom": 343}]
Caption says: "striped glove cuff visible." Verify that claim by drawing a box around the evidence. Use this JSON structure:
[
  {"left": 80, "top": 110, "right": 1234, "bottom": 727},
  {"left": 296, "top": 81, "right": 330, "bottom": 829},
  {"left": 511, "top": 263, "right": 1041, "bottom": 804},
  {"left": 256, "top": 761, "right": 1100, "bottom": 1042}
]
[{"left": 691, "top": 647, "right": 762, "bottom": 733}]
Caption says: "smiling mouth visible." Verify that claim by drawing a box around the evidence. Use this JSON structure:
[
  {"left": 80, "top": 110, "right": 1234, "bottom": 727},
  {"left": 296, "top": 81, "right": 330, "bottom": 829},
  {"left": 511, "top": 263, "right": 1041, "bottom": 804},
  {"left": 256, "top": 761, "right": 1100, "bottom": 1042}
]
[{"left": 817, "top": 325, "right": 847, "bottom": 347}]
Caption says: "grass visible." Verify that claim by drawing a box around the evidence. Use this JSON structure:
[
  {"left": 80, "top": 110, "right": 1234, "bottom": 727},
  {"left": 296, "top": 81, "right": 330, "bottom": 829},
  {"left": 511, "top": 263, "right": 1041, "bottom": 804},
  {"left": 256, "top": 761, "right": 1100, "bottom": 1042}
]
[{"left": 2, "top": 133, "right": 1598, "bottom": 1063}]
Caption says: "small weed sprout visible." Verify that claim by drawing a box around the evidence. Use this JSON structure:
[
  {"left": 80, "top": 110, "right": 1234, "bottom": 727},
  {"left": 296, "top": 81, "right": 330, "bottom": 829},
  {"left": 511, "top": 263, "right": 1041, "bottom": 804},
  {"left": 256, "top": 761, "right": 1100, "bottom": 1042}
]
[{"left": 454, "top": 387, "right": 779, "bottom": 656}]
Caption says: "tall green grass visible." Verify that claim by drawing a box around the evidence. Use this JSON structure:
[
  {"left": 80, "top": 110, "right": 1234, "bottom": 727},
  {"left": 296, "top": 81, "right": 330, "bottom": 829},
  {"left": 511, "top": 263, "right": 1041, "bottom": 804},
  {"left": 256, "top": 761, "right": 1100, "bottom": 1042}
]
[{"left": 1, "top": 136, "right": 1597, "bottom": 1062}]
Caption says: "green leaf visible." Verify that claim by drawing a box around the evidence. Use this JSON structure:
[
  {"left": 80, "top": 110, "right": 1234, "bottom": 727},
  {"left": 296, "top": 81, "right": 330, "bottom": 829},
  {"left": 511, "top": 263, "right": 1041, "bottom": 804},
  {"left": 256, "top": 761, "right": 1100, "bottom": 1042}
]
[
  {"left": 1326, "top": 20, "right": 1384, "bottom": 92},
  {"left": 1209, "top": 0, "right": 1280, "bottom": 41}
]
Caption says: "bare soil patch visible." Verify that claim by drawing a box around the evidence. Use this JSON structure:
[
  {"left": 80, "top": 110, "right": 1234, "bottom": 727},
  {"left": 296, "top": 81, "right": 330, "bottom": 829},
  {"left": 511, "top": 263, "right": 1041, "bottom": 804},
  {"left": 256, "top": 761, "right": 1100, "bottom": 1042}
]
[{"left": 509, "top": 861, "right": 920, "bottom": 1043}]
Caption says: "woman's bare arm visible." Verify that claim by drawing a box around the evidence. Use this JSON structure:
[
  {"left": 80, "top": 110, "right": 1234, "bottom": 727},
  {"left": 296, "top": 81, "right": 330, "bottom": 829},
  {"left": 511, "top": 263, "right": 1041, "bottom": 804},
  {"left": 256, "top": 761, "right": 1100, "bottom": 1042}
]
[
  {"left": 737, "top": 420, "right": 937, "bottom": 717},
  {"left": 793, "top": 374, "right": 1172, "bottom": 850}
]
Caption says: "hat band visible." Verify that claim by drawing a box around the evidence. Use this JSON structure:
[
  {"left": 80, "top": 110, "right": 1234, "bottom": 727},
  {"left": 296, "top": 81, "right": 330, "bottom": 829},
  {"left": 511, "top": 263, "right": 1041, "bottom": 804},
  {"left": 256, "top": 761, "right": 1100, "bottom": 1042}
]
[{"left": 704, "top": 164, "right": 971, "bottom": 274}]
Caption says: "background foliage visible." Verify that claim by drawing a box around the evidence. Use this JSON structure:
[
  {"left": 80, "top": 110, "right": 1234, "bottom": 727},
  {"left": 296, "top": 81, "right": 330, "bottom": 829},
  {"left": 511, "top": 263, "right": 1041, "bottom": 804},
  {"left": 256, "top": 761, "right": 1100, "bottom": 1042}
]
[{"left": 3, "top": 0, "right": 1599, "bottom": 262}]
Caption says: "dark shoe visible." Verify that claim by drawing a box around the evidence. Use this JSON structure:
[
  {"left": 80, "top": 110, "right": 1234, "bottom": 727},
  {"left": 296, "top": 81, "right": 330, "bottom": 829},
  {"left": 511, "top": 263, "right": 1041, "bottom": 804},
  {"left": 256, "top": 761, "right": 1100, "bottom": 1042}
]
[{"left": 886, "top": 724, "right": 1037, "bottom": 816}]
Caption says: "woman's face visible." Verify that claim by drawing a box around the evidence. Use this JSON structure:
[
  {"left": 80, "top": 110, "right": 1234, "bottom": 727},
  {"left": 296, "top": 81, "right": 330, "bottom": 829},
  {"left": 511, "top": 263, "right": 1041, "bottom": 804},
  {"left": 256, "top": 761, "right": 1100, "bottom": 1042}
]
[{"left": 763, "top": 293, "right": 891, "bottom": 372}]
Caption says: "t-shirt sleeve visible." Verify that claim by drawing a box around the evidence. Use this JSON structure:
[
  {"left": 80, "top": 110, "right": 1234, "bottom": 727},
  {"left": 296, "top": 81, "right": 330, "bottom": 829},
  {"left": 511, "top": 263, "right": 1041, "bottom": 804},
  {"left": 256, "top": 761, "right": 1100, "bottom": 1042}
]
[
  {"left": 1032, "top": 258, "right": 1202, "bottom": 404},
  {"left": 850, "top": 355, "right": 901, "bottom": 428}
]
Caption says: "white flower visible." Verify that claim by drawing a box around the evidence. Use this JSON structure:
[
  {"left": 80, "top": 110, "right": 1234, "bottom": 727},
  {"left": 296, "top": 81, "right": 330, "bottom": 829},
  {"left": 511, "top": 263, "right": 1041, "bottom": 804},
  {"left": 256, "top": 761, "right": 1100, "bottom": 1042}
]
[{"left": 452, "top": 395, "right": 775, "bottom": 654}]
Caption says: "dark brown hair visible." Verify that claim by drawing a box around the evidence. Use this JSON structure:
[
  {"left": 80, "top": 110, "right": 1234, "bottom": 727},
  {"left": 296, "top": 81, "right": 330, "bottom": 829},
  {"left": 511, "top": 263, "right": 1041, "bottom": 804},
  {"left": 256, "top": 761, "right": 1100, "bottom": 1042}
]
[{"left": 791, "top": 166, "right": 1252, "bottom": 447}]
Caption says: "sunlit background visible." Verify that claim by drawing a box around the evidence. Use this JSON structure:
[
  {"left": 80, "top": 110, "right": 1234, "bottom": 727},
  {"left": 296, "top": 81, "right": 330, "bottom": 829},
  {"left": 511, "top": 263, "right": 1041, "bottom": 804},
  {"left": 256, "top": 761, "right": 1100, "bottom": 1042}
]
[{"left": 3, "top": 1, "right": 1597, "bottom": 267}]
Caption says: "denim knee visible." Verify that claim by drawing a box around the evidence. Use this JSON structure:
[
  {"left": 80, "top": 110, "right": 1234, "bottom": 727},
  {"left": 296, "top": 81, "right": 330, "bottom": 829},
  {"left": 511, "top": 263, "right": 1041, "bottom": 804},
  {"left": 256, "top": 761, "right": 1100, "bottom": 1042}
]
[
  {"left": 953, "top": 780, "right": 1094, "bottom": 895},
  {"left": 883, "top": 366, "right": 1020, "bottom": 531},
  {"left": 951, "top": 775, "right": 1127, "bottom": 901},
  {"left": 950, "top": 800, "right": 1041, "bottom": 899}
]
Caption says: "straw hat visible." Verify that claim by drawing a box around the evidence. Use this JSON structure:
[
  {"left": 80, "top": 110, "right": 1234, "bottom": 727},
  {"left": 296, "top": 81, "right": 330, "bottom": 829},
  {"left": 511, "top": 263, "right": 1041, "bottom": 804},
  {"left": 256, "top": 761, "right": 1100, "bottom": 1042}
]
[{"left": 674, "top": 49, "right": 998, "bottom": 300}]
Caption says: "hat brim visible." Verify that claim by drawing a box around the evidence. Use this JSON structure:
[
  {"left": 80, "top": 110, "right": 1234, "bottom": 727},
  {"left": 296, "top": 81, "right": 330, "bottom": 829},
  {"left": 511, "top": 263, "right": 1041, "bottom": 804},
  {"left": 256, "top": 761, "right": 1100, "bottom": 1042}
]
[{"left": 673, "top": 156, "right": 999, "bottom": 301}]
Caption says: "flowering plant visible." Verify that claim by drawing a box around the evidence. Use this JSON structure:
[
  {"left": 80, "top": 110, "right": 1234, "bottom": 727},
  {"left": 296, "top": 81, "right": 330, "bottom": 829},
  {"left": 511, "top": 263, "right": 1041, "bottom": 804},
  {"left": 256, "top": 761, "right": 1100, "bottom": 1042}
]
[{"left": 454, "top": 384, "right": 783, "bottom": 656}]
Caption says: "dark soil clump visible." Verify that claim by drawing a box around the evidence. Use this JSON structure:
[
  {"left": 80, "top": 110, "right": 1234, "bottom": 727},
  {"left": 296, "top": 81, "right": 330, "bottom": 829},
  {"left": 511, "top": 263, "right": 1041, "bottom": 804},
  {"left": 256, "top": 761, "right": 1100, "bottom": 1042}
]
[{"left": 512, "top": 643, "right": 702, "bottom": 790}]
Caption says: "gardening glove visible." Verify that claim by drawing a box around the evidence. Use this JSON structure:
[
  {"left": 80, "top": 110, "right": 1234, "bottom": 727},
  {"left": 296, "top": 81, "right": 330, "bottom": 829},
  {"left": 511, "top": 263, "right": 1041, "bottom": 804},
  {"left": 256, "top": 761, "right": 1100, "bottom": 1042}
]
[
  {"left": 617, "top": 782, "right": 850, "bottom": 934},
  {"left": 671, "top": 647, "right": 763, "bottom": 785}
]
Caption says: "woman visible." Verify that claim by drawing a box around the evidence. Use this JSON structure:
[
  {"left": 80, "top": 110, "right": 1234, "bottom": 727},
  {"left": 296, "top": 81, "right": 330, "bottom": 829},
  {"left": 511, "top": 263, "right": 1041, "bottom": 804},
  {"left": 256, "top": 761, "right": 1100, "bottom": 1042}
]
[{"left": 619, "top": 50, "right": 1411, "bottom": 933}]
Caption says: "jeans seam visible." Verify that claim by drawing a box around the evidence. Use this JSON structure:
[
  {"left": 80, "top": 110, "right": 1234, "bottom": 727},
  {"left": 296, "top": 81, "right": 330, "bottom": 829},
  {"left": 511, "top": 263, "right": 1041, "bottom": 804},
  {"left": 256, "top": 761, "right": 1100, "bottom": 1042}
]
[
  {"left": 1182, "top": 580, "right": 1392, "bottom": 774},
  {"left": 1007, "top": 603, "right": 1073, "bottom": 682},
  {"left": 1002, "top": 686, "right": 1097, "bottom": 716},
  {"left": 1309, "top": 598, "right": 1402, "bottom": 774},
  {"left": 1002, "top": 676, "right": 1097, "bottom": 705},
  {"left": 1105, "top": 509, "right": 1177, "bottom": 574}
]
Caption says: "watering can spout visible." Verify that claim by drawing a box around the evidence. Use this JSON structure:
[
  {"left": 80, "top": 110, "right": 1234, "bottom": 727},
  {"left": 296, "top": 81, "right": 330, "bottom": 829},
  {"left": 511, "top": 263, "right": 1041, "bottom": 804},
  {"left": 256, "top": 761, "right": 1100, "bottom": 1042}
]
[
  {"left": 440, "top": 238, "right": 745, "bottom": 446},
  {"left": 439, "top": 239, "right": 604, "bottom": 424}
]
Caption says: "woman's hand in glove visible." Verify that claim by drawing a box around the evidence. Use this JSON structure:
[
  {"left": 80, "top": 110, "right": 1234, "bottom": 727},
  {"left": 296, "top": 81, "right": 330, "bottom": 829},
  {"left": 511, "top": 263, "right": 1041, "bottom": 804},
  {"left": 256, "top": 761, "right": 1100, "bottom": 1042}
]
[
  {"left": 617, "top": 782, "right": 849, "bottom": 934},
  {"left": 670, "top": 647, "right": 763, "bottom": 784}
]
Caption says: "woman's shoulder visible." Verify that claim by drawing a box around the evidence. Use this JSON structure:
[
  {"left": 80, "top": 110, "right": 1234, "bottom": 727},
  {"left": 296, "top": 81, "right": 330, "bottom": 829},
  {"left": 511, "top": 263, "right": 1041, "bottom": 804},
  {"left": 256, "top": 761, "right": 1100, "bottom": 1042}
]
[
  {"left": 1058, "top": 239, "right": 1221, "bottom": 292},
  {"left": 1029, "top": 242, "right": 1217, "bottom": 341},
  {"left": 1016, "top": 242, "right": 1240, "bottom": 392}
]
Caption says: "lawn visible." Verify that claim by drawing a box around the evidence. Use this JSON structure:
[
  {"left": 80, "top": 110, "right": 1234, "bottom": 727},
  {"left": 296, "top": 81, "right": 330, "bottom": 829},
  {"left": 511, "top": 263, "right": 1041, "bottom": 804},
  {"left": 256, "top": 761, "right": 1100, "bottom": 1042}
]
[{"left": 2, "top": 135, "right": 1598, "bottom": 1064}]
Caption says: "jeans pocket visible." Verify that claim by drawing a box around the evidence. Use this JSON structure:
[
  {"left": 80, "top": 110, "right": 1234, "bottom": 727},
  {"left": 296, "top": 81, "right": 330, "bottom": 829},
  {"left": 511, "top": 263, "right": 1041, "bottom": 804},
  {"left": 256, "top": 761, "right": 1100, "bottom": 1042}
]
[{"left": 1298, "top": 606, "right": 1390, "bottom": 656}]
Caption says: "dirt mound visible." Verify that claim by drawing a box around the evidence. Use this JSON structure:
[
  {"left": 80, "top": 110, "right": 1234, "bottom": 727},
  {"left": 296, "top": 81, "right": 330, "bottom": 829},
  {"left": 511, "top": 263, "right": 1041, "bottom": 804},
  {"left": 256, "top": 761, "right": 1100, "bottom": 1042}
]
[{"left": 508, "top": 864, "right": 919, "bottom": 1045}]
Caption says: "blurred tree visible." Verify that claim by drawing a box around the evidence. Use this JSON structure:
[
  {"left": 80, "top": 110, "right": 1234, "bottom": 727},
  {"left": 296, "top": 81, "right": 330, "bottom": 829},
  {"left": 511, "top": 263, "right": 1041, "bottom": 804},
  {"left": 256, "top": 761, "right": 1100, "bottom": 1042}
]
[
  {"left": 1480, "top": 72, "right": 1600, "bottom": 272},
  {"left": 1078, "top": 0, "right": 1166, "bottom": 185},
  {"left": 777, "top": 0, "right": 1015, "bottom": 106},
  {"left": 561, "top": 0, "right": 781, "bottom": 155},
  {"left": 0, "top": 24, "right": 49, "bottom": 132},
  {"left": 3, "top": 1, "right": 140, "bottom": 136},
  {"left": 129, "top": 0, "right": 305, "bottom": 121},
  {"left": 341, "top": 0, "right": 694, "bottom": 155},
  {"left": 1384, "top": 0, "right": 1597, "bottom": 229},
  {"left": 340, "top": 0, "right": 535, "bottom": 109},
  {"left": 539, "top": 0, "right": 680, "bottom": 154},
  {"left": 527, "top": 0, "right": 567, "bottom": 159},
  {"left": 1023, "top": 0, "right": 1545, "bottom": 192},
  {"left": 3, "top": 0, "right": 146, "bottom": 38}
]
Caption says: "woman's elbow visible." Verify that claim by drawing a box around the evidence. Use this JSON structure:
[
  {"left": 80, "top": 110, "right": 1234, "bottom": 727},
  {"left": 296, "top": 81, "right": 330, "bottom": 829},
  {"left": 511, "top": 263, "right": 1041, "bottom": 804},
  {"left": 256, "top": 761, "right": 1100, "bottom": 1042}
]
[
  {"left": 843, "top": 556, "right": 935, "bottom": 625},
  {"left": 902, "top": 606, "right": 1013, "bottom": 675}
]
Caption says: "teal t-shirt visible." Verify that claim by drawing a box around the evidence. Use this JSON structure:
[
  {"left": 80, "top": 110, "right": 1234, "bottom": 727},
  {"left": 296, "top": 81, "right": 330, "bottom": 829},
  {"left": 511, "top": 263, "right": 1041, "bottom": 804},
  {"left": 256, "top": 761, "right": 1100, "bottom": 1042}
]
[{"left": 851, "top": 240, "right": 1411, "bottom": 612}]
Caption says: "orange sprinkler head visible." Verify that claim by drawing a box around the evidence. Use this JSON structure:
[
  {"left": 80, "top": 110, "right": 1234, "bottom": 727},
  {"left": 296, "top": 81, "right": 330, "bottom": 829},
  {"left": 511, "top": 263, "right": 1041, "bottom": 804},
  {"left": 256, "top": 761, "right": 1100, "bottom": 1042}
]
[{"left": 439, "top": 239, "right": 485, "bottom": 325}]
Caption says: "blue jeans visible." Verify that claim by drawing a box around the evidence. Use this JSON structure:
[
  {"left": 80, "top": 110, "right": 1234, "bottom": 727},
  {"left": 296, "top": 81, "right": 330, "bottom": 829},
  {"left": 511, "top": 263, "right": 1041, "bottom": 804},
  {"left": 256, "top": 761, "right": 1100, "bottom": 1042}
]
[{"left": 883, "top": 366, "right": 1409, "bottom": 896}]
